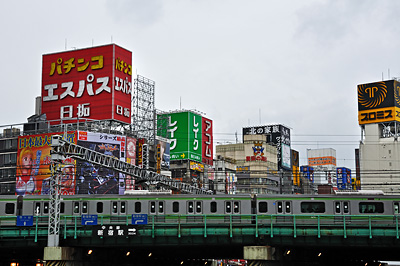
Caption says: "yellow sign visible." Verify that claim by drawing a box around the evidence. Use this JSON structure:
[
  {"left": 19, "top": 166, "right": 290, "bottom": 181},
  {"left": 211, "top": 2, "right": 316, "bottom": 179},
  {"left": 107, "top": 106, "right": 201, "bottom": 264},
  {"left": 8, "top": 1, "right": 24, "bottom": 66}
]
[{"left": 358, "top": 106, "right": 400, "bottom": 125}]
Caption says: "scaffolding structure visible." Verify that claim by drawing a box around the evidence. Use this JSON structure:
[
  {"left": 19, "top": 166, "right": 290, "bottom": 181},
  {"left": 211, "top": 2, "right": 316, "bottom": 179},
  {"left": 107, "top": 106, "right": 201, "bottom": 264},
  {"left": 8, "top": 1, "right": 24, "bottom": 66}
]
[{"left": 133, "top": 75, "right": 156, "bottom": 144}]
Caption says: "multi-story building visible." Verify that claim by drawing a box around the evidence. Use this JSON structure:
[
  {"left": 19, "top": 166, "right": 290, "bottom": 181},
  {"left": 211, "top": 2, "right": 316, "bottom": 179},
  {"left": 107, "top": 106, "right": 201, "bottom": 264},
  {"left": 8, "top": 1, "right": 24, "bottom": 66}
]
[
  {"left": 357, "top": 79, "right": 400, "bottom": 194},
  {"left": 307, "top": 148, "right": 337, "bottom": 186},
  {"left": 216, "top": 134, "right": 280, "bottom": 194}
]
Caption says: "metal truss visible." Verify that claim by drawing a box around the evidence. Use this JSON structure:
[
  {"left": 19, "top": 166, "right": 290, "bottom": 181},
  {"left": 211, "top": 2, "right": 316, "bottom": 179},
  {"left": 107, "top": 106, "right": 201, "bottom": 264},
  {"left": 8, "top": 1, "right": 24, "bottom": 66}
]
[
  {"left": 133, "top": 75, "right": 155, "bottom": 144},
  {"left": 51, "top": 135, "right": 212, "bottom": 194}
]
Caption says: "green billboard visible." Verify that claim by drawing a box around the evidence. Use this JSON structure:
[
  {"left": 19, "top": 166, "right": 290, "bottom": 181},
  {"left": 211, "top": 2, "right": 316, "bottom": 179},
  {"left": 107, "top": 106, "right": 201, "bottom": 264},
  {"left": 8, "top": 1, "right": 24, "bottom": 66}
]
[{"left": 157, "top": 111, "right": 202, "bottom": 162}]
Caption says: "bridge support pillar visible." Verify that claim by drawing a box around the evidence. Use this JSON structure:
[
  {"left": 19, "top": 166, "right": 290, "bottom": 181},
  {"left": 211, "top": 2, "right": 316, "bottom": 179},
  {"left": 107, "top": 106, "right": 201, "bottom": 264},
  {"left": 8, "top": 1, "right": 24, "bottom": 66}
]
[
  {"left": 43, "top": 247, "right": 80, "bottom": 266},
  {"left": 244, "top": 246, "right": 279, "bottom": 266}
]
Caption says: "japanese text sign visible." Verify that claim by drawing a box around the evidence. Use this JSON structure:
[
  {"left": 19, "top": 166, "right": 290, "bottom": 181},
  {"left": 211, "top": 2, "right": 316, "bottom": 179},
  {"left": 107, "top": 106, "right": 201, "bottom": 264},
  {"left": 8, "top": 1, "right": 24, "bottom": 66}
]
[{"left": 41, "top": 44, "right": 132, "bottom": 125}]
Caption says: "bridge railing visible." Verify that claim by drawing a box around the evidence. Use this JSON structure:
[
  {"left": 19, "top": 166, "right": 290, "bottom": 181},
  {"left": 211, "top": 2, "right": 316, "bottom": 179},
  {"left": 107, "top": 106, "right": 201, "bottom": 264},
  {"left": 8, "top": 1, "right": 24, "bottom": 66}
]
[{"left": 0, "top": 214, "right": 398, "bottom": 241}]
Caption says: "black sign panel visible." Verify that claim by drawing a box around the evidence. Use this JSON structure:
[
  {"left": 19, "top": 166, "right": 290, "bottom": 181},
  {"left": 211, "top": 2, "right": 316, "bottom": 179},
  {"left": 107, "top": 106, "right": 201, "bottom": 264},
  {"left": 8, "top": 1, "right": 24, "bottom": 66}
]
[
  {"left": 357, "top": 80, "right": 398, "bottom": 111},
  {"left": 242, "top": 124, "right": 291, "bottom": 170},
  {"left": 93, "top": 225, "right": 137, "bottom": 238}
]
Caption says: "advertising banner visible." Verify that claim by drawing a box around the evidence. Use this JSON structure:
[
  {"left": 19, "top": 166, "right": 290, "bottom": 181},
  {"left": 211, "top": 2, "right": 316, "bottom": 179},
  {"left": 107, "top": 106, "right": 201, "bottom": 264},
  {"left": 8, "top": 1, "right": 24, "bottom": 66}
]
[
  {"left": 76, "top": 131, "right": 126, "bottom": 195},
  {"left": 16, "top": 132, "right": 77, "bottom": 196},
  {"left": 157, "top": 111, "right": 211, "bottom": 164},
  {"left": 242, "top": 124, "right": 291, "bottom": 170},
  {"left": 42, "top": 44, "right": 132, "bottom": 125},
  {"left": 202, "top": 117, "right": 213, "bottom": 165},
  {"left": 336, "top": 167, "right": 351, "bottom": 190},
  {"left": 125, "top": 137, "right": 137, "bottom": 190},
  {"left": 155, "top": 139, "right": 170, "bottom": 171},
  {"left": 357, "top": 80, "right": 400, "bottom": 125}
]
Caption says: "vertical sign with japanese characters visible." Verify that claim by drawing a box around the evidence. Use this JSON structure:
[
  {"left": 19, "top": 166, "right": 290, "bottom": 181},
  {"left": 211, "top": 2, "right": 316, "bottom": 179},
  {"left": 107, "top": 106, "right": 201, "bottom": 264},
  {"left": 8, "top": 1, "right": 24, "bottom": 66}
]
[
  {"left": 157, "top": 111, "right": 205, "bottom": 163},
  {"left": 41, "top": 44, "right": 132, "bottom": 125},
  {"left": 202, "top": 117, "right": 213, "bottom": 166},
  {"left": 242, "top": 124, "right": 291, "bottom": 170}
]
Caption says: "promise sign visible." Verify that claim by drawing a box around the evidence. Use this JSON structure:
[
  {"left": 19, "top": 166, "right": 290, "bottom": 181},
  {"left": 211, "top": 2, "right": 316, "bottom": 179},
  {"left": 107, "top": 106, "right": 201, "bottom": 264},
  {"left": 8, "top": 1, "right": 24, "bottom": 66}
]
[
  {"left": 357, "top": 80, "right": 400, "bottom": 125},
  {"left": 41, "top": 44, "right": 132, "bottom": 125}
]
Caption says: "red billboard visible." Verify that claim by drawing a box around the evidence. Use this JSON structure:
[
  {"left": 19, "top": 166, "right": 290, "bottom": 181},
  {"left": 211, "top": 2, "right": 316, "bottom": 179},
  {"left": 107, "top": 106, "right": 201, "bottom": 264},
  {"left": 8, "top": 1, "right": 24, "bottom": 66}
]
[
  {"left": 202, "top": 117, "right": 213, "bottom": 165},
  {"left": 41, "top": 44, "right": 132, "bottom": 124}
]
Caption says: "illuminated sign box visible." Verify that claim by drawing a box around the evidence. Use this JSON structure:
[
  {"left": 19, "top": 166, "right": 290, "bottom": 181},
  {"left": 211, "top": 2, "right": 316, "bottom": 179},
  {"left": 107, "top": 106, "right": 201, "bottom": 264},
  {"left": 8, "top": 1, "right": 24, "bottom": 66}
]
[
  {"left": 41, "top": 44, "right": 132, "bottom": 125},
  {"left": 357, "top": 80, "right": 400, "bottom": 125}
]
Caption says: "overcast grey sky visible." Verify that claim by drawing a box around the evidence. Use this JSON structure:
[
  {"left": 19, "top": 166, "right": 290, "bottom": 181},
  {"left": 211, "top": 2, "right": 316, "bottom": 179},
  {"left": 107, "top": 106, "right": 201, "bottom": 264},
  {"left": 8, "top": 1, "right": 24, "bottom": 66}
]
[{"left": 1, "top": 0, "right": 399, "bottom": 169}]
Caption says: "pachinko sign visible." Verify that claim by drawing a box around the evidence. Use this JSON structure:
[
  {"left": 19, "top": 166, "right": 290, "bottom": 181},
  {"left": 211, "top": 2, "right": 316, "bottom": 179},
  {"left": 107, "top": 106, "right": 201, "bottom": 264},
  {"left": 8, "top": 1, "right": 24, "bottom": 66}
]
[
  {"left": 16, "top": 132, "right": 77, "bottom": 196},
  {"left": 41, "top": 44, "right": 132, "bottom": 125}
]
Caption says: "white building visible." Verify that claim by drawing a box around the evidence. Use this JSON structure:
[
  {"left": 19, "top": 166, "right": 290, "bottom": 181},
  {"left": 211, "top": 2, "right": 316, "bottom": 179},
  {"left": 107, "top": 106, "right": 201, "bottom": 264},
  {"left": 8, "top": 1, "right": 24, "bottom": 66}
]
[
  {"left": 307, "top": 148, "right": 337, "bottom": 186},
  {"left": 359, "top": 123, "right": 400, "bottom": 194}
]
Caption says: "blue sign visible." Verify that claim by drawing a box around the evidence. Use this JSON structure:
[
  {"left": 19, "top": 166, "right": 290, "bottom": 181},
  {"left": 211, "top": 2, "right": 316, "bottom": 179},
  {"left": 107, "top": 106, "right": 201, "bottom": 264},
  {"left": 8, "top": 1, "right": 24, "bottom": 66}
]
[
  {"left": 82, "top": 214, "right": 98, "bottom": 225},
  {"left": 132, "top": 214, "right": 147, "bottom": 225},
  {"left": 17, "top": 215, "right": 34, "bottom": 226}
]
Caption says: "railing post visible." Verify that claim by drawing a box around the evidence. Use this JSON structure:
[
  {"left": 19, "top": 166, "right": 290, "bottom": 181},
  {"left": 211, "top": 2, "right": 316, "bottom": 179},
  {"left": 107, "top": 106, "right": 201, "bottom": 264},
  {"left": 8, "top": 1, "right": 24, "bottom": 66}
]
[
  {"left": 152, "top": 215, "right": 155, "bottom": 238},
  {"left": 204, "top": 215, "right": 207, "bottom": 238},
  {"left": 343, "top": 215, "right": 347, "bottom": 239},
  {"left": 396, "top": 215, "right": 399, "bottom": 239},
  {"left": 34, "top": 216, "right": 39, "bottom": 243},
  {"left": 230, "top": 215, "right": 233, "bottom": 238},
  {"left": 270, "top": 215, "right": 274, "bottom": 238},
  {"left": 255, "top": 215, "right": 258, "bottom": 238},
  {"left": 178, "top": 215, "right": 181, "bottom": 238},
  {"left": 369, "top": 216, "right": 372, "bottom": 239},
  {"left": 293, "top": 215, "right": 296, "bottom": 238},
  {"left": 317, "top": 215, "right": 321, "bottom": 238}
]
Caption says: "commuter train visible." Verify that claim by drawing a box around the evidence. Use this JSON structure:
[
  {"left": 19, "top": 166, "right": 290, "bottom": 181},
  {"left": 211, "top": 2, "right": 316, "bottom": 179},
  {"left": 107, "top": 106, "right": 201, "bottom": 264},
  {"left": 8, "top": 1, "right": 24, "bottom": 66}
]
[{"left": 1, "top": 193, "right": 399, "bottom": 224}]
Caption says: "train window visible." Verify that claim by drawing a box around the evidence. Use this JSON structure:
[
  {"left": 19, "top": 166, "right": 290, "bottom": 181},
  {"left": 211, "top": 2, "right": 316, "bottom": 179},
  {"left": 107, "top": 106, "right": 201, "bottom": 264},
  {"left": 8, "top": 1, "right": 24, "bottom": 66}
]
[
  {"left": 233, "top": 201, "right": 239, "bottom": 213},
  {"left": 259, "top": 202, "right": 268, "bottom": 213},
  {"left": 112, "top": 202, "right": 118, "bottom": 214},
  {"left": 73, "top": 202, "right": 80, "bottom": 214},
  {"left": 82, "top": 202, "right": 88, "bottom": 214},
  {"left": 226, "top": 202, "right": 232, "bottom": 213},
  {"left": 5, "top": 203, "right": 14, "bottom": 214},
  {"left": 60, "top": 202, "right": 65, "bottom": 214},
  {"left": 159, "top": 202, "right": 164, "bottom": 213},
  {"left": 43, "top": 202, "right": 49, "bottom": 214},
  {"left": 359, "top": 202, "right": 384, "bottom": 213},
  {"left": 188, "top": 201, "right": 194, "bottom": 214},
  {"left": 121, "top": 202, "right": 126, "bottom": 214},
  {"left": 97, "top": 202, "right": 103, "bottom": 213},
  {"left": 173, "top": 202, "right": 179, "bottom": 213},
  {"left": 277, "top": 202, "right": 283, "bottom": 213},
  {"left": 285, "top": 202, "right": 291, "bottom": 213},
  {"left": 135, "top": 202, "right": 141, "bottom": 213},
  {"left": 196, "top": 201, "right": 202, "bottom": 213},
  {"left": 394, "top": 203, "right": 399, "bottom": 214},
  {"left": 343, "top": 202, "right": 349, "bottom": 214},
  {"left": 335, "top": 202, "right": 341, "bottom": 213},
  {"left": 210, "top": 202, "right": 217, "bottom": 213},
  {"left": 35, "top": 203, "right": 40, "bottom": 215},
  {"left": 150, "top": 201, "right": 156, "bottom": 213},
  {"left": 301, "top": 202, "right": 325, "bottom": 213}
]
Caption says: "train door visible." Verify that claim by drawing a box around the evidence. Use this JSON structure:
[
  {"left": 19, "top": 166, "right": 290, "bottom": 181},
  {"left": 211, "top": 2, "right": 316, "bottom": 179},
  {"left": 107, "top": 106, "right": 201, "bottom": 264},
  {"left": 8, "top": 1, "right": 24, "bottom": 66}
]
[
  {"left": 110, "top": 201, "right": 127, "bottom": 223},
  {"left": 187, "top": 201, "right": 203, "bottom": 222},
  {"left": 224, "top": 200, "right": 241, "bottom": 223},
  {"left": 149, "top": 200, "right": 165, "bottom": 222},
  {"left": 72, "top": 201, "right": 89, "bottom": 215},
  {"left": 275, "top": 200, "right": 292, "bottom": 223},
  {"left": 334, "top": 201, "right": 350, "bottom": 223}
]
